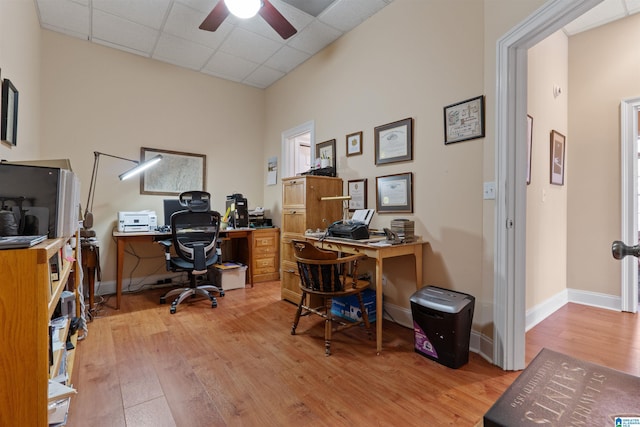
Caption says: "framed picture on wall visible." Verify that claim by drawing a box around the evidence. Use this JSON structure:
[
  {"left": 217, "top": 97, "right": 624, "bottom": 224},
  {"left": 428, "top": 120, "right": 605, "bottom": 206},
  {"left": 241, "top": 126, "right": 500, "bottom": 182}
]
[
  {"left": 444, "top": 95, "right": 485, "bottom": 144},
  {"left": 140, "top": 147, "right": 206, "bottom": 195},
  {"left": 1, "top": 78, "right": 18, "bottom": 146},
  {"left": 550, "top": 130, "right": 565, "bottom": 185},
  {"left": 346, "top": 131, "right": 363, "bottom": 156},
  {"left": 315, "top": 139, "right": 336, "bottom": 169},
  {"left": 347, "top": 178, "right": 367, "bottom": 211},
  {"left": 375, "top": 118, "right": 413, "bottom": 165},
  {"left": 527, "top": 115, "right": 533, "bottom": 185},
  {"left": 376, "top": 172, "right": 413, "bottom": 213}
]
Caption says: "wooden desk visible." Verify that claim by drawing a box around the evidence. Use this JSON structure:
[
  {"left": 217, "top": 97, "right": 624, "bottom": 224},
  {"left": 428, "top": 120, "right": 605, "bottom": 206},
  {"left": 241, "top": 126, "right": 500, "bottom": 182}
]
[
  {"left": 309, "top": 237, "right": 425, "bottom": 354},
  {"left": 113, "top": 228, "right": 255, "bottom": 309}
]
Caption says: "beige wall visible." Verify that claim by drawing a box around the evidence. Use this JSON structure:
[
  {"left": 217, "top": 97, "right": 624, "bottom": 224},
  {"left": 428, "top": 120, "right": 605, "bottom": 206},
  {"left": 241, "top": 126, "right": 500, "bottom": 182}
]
[
  {"left": 0, "top": 0, "right": 41, "bottom": 159},
  {"left": 39, "top": 31, "right": 266, "bottom": 282},
  {"left": 266, "top": 0, "right": 485, "bottom": 311},
  {"left": 567, "top": 13, "right": 640, "bottom": 296},
  {"left": 526, "top": 31, "right": 569, "bottom": 309}
]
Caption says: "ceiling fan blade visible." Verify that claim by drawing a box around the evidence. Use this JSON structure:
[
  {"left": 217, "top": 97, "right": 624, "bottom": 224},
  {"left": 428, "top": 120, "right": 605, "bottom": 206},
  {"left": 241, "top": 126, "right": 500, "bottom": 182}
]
[
  {"left": 259, "top": 0, "right": 297, "bottom": 40},
  {"left": 199, "top": 0, "right": 230, "bottom": 32}
]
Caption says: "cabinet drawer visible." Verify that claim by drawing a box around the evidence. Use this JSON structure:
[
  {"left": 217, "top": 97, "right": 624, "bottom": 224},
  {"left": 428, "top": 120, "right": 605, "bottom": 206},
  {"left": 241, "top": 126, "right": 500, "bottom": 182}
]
[
  {"left": 254, "top": 235, "right": 277, "bottom": 249},
  {"left": 282, "top": 210, "right": 306, "bottom": 235},
  {"left": 253, "top": 256, "right": 277, "bottom": 273},
  {"left": 283, "top": 178, "right": 306, "bottom": 207}
]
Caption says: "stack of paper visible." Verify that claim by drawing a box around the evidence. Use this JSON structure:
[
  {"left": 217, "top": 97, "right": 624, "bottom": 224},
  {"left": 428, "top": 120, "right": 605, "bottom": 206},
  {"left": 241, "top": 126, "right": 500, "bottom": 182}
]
[{"left": 391, "top": 219, "right": 415, "bottom": 242}]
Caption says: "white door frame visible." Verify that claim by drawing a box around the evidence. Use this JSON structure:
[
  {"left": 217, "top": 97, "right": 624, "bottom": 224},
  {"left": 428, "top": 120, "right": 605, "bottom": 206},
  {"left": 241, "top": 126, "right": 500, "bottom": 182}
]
[
  {"left": 494, "top": 0, "right": 603, "bottom": 370},
  {"left": 620, "top": 97, "right": 639, "bottom": 313},
  {"left": 281, "top": 120, "right": 315, "bottom": 179}
]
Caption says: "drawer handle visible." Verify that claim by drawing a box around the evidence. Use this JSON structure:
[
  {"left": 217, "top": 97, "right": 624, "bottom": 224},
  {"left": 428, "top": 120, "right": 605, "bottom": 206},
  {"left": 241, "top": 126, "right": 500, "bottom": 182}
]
[{"left": 285, "top": 269, "right": 295, "bottom": 273}]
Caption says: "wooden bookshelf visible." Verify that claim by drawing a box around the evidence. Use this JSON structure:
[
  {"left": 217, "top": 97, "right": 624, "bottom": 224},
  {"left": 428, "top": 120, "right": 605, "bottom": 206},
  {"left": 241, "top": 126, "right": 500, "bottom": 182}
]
[{"left": 0, "top": 232, "right": 80, "bottom": 425}]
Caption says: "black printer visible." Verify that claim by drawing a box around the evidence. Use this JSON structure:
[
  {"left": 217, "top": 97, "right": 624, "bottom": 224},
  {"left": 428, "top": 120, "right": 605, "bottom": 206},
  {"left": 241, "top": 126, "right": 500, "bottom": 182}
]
[{"left": 328, "top": 220, "right": 370, "bottom": 240}]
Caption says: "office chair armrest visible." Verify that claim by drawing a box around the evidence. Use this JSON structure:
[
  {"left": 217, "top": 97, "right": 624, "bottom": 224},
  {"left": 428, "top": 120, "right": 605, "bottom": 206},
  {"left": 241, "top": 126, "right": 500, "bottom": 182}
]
[
  {"left": 157, "top": 239, "right": 172, "bottom": 270},
  {"left": 157, "top": 239, "right": 172, "bottom": 249}
]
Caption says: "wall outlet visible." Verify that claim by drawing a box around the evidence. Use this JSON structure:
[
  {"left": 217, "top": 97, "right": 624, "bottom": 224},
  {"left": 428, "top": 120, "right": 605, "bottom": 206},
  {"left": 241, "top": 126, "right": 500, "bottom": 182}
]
[{"left": 382, "top": 275, "right": 387, "bottom": 286}]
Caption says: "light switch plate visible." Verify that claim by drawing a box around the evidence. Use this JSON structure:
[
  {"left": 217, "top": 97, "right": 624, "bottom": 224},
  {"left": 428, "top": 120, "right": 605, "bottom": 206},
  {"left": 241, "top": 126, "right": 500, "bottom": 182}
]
[{"left": 483, "top": 182, "right": 496, "bottom": 200}]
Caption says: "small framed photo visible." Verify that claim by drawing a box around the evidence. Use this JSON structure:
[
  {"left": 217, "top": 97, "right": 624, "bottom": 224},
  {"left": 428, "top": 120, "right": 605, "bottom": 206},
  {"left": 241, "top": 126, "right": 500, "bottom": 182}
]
[
  {"left": 347, "top": 178, "right": 367, "bottom": 211},
  {"left": 315, "top": 139, "right": 336, "bottom": 170},
  {"left": 444, "top": 95, "right": 485, "bottom": 144},
  {"left": 550, "top": 130, "right": 565, "bottom": 186},
  {"left": 1, "top": 79, "right": 19, "bottom": 146},
  {"left": 527, "top": 115, "right": 533, "bottom": 185},
  {"left": 376, "top": 172, "right": 413, "bottom": 213},
  {"left": 374, "top": 118, "right": 413, "bottom": 165},
  {"left": 346, "top": 131, "right": 363, "bottom": 156}
]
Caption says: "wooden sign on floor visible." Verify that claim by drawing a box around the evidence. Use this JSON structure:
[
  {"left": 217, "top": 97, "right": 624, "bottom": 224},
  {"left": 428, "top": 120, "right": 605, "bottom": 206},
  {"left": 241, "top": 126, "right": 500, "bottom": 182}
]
[{"left": 484, "top": 348, "right": 640, "bottom": 426}]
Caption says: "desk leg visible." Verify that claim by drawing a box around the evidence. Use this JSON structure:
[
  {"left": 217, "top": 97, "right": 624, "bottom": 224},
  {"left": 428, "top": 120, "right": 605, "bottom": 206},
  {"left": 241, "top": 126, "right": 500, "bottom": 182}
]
[
  {"left": 414, "top": 244, "right": 423, "bottom": 290},
  {"left": 116, "top": 237, "right": 124, "bottom": 310},
  {"left": 375, "top": 258, "right": 383, "bottom": 355}
]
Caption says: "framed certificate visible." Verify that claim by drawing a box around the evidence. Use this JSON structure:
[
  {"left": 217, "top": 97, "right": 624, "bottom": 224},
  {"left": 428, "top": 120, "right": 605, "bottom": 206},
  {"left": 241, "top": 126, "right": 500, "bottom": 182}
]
[
  {"left": 374, "top": 118, "right": 413, "bottom": 165},
  {"left": 347, "top": 178, "right": 367, "bottom": 211},
  {"left": 444, "top": 95, "right": 485, "bottom": 144},
  {"left": 376, "top": 172, "right": 413, "bottom": 213}
]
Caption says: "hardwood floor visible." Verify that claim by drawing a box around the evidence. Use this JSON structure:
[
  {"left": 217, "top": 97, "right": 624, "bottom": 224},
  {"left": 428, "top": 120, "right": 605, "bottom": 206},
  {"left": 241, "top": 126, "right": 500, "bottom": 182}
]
[{"left": 67, "top": 282, "right": 640, "bottom": 426}]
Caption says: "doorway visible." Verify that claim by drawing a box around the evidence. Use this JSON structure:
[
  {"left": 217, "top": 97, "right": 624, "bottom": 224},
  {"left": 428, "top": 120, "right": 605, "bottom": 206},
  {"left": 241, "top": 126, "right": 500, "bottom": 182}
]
[
  {"left": 494, "top": 0, "right": 603, "bottom": 370},
  {"left": 281, "top": 120, "right": 314, "bottom": 178}
]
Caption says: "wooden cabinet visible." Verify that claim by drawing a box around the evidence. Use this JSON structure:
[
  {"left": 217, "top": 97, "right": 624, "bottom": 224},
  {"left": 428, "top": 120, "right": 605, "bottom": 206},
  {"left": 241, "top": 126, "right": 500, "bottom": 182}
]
[
  {"left": 0, "top": 234, "right": 80, "bottom": 426},
  {"left": 280, "top": 176, "right": 343, "bottom": 303},
  {"left": 252, "top": 227, "right": 280, "bottom": 283}
]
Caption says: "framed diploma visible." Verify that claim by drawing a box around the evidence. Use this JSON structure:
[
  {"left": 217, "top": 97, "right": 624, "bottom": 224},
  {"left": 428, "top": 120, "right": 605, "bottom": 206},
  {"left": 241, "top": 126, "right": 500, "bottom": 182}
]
[
  {"left": 444, "top": 95, "right": 485, "bottom": 144},
  {"left": 347, "top": 178, "right": 367, "bottom": 211},
  {"left": 374, "top": 118, "right": 413, "bottom": 165},
  {"left": 376, "top": 172, "right": 413, "bottom": 213},
  {"left": 1, "top": 78, "right": 18, "bottom": 146}
]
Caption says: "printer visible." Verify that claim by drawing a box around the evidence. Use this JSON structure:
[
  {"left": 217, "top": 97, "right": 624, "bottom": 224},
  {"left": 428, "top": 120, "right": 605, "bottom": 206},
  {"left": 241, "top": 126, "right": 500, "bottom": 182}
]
[
  {"left": 327, "top": 209, "right": 374, "bottom": 240},
  {"left": 117, "top": 210, "right": 157, "bottom": 232}
]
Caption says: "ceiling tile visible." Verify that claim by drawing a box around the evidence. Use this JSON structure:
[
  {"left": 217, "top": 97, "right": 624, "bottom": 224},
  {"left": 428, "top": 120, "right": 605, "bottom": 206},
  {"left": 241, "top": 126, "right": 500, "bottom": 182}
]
[
  {"left": 153, "top": 33, "right": 214, "bottom": 70},
  {"left": 245, "top": 65, "right": 286, "bottom": 88},
  {"left": 36, "top": 0, "right": 90, "bottom": 38},
  {"left": 92, "top": 9, "right": 159, "bottom": 54},
  {"left": 264, "top": 45, "right": 310, "bottom": 73},
  {"left": 92, "top": 0, "right": 172, "bottom": 29},
  {"left": 287, "top": 19, "right": 343, "bottom": 55},
  {"left": 203, "top": 50, "right": 259, "bottom": 81},
  {"left": 319, "top": 0, "right": 388, "bottom": 32},
  {"left": 163, "top": 2, "right": 231, "bottom": 49},
  {"left": 625, "top": 0, "right": 640, "bottom": 14},
  {"left": 219, "top": 27, "right": 282, "bottom": 63}
]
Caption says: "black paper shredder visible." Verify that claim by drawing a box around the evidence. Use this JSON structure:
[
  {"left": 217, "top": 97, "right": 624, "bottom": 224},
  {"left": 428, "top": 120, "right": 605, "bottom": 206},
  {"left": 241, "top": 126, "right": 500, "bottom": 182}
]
[{"left": 410, "top": 286, "right": 475, "bottom": 369}]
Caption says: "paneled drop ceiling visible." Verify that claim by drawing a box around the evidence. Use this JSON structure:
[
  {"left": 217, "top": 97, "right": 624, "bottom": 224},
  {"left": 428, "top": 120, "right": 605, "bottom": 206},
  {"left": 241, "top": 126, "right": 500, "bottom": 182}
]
[
  {"left": 34, "top": 0, "right": 640, "bottom": 89},
  {"left": 34, "top": 0, "right": 393, "bottom": 89}
]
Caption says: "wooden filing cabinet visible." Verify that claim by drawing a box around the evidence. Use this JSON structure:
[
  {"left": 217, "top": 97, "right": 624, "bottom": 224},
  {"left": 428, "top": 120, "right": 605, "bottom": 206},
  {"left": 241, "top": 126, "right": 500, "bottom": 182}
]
[
  {"left": 281, "top": 175, "right": 343, "bottom": 303},
  {"left": 252, "top": 227, "right": 280, "bottom": 283}
]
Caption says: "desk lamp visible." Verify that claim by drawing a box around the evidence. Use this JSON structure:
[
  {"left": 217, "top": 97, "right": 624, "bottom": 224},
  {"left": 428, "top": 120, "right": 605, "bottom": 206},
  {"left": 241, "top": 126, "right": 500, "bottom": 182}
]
[
  {"left": 82, "top": 151, "right": 162, "bottom": 238},
  {"left": 320, "top": 195, "right": 351, "bottom": 223}
]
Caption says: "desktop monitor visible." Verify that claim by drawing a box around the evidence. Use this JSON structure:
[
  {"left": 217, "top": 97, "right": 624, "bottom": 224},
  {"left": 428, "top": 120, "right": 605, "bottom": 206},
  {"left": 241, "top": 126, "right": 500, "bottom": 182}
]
[{"left": 163, "top": 199, "right": 184, "bottom": 226}]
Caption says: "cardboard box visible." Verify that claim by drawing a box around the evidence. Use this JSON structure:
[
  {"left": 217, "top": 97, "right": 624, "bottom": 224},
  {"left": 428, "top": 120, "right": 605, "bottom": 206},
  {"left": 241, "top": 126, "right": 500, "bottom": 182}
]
[
  {"left": 212, "top": 264, "right": 247, "bottom": 290},
  {"left": 330, "top": 288, "right": 376, "bottom": 323}
]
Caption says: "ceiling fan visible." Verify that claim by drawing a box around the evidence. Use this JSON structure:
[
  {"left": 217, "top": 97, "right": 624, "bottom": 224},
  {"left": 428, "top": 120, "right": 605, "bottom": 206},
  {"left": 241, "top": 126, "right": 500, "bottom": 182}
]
[{"left": 199, "top": 0, "right": 297, "bottom": 40}]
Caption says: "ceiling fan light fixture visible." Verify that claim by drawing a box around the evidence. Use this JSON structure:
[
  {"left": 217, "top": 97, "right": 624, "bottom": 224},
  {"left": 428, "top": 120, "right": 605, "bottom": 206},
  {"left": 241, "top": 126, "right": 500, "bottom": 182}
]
[{"left": 225, "top": 0, "right": 262, "bottom": 19}]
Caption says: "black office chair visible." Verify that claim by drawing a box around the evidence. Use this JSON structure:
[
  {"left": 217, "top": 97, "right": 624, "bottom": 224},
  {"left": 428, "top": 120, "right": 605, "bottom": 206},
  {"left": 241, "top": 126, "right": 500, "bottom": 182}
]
[{"left": 159, "top": 191, "right": 225, "bottom": 314}]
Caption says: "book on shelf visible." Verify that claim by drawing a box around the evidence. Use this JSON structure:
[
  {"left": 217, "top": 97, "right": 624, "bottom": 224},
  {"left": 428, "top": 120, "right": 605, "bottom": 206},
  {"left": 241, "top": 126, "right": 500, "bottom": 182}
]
[
  {"left": 49, "top": 251, "right": 61, "bottom": 282},
  {"left": 48, "top": 379, "right": 76, "bottom": 403}
]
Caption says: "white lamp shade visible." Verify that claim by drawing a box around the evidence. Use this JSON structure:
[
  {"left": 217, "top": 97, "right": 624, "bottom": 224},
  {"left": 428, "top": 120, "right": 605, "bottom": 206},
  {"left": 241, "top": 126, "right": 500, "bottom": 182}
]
[{"left": 225, "top": 0, "right": 261, "bottom": 19}]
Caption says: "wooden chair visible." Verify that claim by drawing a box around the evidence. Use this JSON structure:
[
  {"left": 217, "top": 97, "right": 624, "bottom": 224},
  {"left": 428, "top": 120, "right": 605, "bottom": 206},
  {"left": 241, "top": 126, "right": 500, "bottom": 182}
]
[{"left": 290, "top": 239, "right": 372, "bottom": 356}]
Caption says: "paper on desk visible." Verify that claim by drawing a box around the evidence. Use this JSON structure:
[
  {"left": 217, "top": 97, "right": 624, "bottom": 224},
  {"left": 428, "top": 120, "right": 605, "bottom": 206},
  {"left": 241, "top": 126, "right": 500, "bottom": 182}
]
[{"left": 368, "top": 240, "right": 391, "bottom": 247}]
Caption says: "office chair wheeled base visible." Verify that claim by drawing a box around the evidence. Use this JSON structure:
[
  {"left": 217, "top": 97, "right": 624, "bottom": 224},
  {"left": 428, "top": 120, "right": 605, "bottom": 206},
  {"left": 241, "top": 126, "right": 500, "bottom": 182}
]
[{"left": 160, "top": 284, "right": 225, "bottom": 314}]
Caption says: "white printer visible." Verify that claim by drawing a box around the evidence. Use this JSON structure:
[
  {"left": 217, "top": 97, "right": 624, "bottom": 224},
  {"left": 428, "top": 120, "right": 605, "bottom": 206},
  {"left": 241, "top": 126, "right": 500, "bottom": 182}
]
[{"left": 117, "top": 210, "right": 158, "bottom": 232}]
